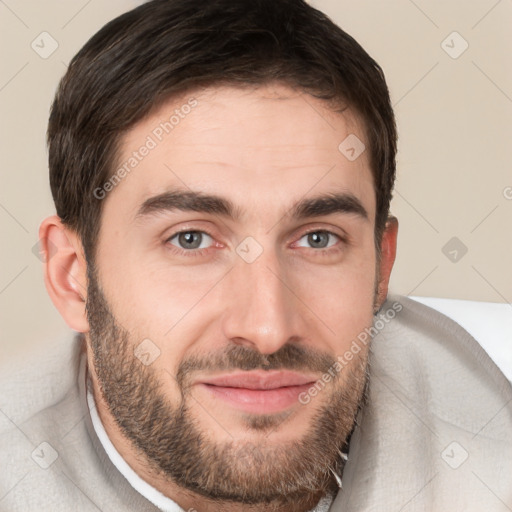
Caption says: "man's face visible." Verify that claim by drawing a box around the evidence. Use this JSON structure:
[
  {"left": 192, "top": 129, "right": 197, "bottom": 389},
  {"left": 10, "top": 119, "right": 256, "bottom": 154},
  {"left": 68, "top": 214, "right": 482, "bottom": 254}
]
[{"left": 85, "top": 83, "right": 380, "bottom": 508}]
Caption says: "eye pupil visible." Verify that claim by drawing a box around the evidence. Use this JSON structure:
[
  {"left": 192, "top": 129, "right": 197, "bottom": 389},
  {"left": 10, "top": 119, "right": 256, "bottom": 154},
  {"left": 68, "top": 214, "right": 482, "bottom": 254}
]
[
  {"left": 179, "top": 231, "right": 202, "bottom": 249},
  {"left": 308, "top": 231, "right": 329, "bottom": 248}
]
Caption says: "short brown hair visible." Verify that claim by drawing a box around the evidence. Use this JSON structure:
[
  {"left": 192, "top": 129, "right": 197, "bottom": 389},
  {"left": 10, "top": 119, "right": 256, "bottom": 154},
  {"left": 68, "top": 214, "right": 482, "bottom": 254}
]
[{"left": 48, "top": 0, "right": 397, "bottom": 263}]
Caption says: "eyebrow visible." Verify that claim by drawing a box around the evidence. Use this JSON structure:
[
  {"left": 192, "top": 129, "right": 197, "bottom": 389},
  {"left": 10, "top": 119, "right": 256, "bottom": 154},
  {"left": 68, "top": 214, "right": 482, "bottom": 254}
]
[{"left": 135, "top": 188, "right": 369, "bottom": 222}]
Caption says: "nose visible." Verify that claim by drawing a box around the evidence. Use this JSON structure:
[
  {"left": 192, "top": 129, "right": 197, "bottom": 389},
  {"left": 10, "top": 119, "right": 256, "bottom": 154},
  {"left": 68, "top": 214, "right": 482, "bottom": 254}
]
[{"left": 220, "top": 249, "right": 305, "bottom": 355}]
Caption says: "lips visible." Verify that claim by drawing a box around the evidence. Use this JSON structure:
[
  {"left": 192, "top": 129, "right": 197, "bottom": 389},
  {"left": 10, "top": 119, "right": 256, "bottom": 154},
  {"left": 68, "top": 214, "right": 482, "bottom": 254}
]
[
  {"left": 195, "top": 371, "right": 319, "bottom": 414},
  {"left": 198, "top": 370, "right": 318, "bottom": 390}
]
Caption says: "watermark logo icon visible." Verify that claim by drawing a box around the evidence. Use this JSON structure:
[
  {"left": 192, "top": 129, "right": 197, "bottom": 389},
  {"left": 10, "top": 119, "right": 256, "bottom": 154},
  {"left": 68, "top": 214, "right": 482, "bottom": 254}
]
[
  {"left": 134, "top": 338, "right": 161, "bottom": 366},
  {"left": 441, "top": 32, "right": 468, "bottom": 59},
  {"left": 31, "top": 32, "right": 59, "bottom": 59},
  {"left": 441, "top": 441, "right": 469, "bottom": 469},
  {"left": 442, "top": 236, "right": 468, "bottom": 263},
  {"left": 31, "top": 238, "right": 58, "bottom": 262},
  {"left": 31, "top": 441, "right": 58, "bottom": 469},
  {"left": 236, "top": 236, "right": 264, "bottom": 263},
  {"left": 338, "top": 134, "right": 366, "bottom": 162}
]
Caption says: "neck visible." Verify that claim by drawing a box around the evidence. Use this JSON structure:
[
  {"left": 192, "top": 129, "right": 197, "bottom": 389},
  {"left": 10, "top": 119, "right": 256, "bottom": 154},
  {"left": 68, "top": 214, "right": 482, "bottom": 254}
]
[{"left": 158, "top": 483, "right": 336, "bottom": 512}]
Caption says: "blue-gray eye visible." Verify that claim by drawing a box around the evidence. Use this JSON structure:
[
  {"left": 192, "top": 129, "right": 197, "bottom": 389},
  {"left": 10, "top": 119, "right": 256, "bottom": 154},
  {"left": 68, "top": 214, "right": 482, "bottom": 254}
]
[
  {"left": 296, "top": 231, "right": 339, "bottom": 249},
  {"left": 169, "top": 231, "right": 213, "bottom": 250}
]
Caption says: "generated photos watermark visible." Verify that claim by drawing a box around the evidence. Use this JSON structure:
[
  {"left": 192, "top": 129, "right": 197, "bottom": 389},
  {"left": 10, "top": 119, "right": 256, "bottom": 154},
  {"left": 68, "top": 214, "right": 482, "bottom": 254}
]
[
  {"left": 298, "top": 301, "right": 403, "bottom": 405},
  {"left": 93, "top": 98, "right": 198, "bottom": 200}
]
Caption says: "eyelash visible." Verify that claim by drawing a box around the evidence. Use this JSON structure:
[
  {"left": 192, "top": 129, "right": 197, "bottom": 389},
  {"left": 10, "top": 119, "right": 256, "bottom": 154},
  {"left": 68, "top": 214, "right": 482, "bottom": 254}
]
[{"left": 165, "top": 228, "right": 347, "bottom": 258}]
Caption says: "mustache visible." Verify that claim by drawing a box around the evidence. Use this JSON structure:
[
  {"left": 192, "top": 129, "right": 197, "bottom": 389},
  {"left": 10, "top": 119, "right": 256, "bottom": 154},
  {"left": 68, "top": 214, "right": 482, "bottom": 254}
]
[{"left": 176, "top": 342, "right": 337, "bottom": 389}]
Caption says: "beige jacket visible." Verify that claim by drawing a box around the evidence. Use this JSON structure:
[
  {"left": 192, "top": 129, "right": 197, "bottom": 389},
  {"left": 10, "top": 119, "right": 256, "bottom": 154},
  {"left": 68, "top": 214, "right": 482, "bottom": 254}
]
[{"left": 1, "top": 294, "right": 511, "bottom": 511}]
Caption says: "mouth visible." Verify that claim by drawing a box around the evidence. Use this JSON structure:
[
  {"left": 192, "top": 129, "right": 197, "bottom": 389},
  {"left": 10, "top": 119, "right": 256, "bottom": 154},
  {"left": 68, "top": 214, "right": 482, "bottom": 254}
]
[{"left": 195, "top": 370, "right": 318, "bottom": 414}]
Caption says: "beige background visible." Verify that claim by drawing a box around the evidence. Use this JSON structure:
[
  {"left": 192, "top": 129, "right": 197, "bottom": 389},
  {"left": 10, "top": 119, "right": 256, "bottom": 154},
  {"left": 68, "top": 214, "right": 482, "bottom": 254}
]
[{"left": 1, "top": 0, "right": 511, "bottom": 360}]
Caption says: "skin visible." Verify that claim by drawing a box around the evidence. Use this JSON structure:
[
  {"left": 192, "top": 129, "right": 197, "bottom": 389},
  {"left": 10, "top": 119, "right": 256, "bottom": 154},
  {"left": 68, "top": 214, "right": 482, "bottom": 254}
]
[{"left": 40, "top": 83, "right": 398, "bottom": 512}]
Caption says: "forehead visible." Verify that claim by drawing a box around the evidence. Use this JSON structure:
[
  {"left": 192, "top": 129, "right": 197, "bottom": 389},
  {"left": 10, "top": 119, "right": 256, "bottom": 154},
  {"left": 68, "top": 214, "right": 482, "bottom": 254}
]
[{"left": 104, "top": 83, "right": 375, "bottom": 224}]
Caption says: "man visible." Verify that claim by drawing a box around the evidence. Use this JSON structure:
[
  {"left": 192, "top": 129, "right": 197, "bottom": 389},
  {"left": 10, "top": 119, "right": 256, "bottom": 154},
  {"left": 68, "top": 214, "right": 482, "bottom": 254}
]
[{"left": 1, "top": 0, "right": 511, "bottom": 510}]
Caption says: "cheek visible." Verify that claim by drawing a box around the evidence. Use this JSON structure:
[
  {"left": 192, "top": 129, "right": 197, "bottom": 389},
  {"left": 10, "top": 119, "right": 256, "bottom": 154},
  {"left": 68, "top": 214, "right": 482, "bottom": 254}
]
[
  {"left": 291, "top": 247, "right": 377, "bottom": 348},
  {"left": 98, "top": 259, "right": 227, "bottom": 359},
  {"left": 98, "top": 235, "right": 220, "bottom": 323}
]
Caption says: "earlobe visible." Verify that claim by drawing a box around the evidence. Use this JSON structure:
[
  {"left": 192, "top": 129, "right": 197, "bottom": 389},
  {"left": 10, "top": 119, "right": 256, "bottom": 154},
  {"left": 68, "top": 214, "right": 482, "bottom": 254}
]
[
  {"left": 38, "top": 215, "right": 90, "bottom": 332},
  {"left": 375, "top": 215, "right": 399, "bottom": 309}
]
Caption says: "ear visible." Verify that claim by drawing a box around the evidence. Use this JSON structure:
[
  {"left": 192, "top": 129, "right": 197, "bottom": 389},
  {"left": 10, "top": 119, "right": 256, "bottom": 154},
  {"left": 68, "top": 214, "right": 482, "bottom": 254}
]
[
  {"left": 375, "top": 215, "right": 399, "bottom": 310},
  {"left": 38, "top": 215, "right": 90, "bottom": 332}
]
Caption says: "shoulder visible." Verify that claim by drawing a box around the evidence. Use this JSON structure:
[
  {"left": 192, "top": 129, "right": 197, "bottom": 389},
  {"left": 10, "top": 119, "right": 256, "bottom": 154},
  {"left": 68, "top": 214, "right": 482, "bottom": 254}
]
[
  {"left": 0, "top": 332, "right": 84, "bottom": 430},
  {"left": 0, "top": 333, "right": 87, "bottom": 509},
  {"left": 374, "top": 294, "right": 511, "bottom": 398},
  {"left": 334, "top": 294, "right": 512, "bottom": 510}
]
